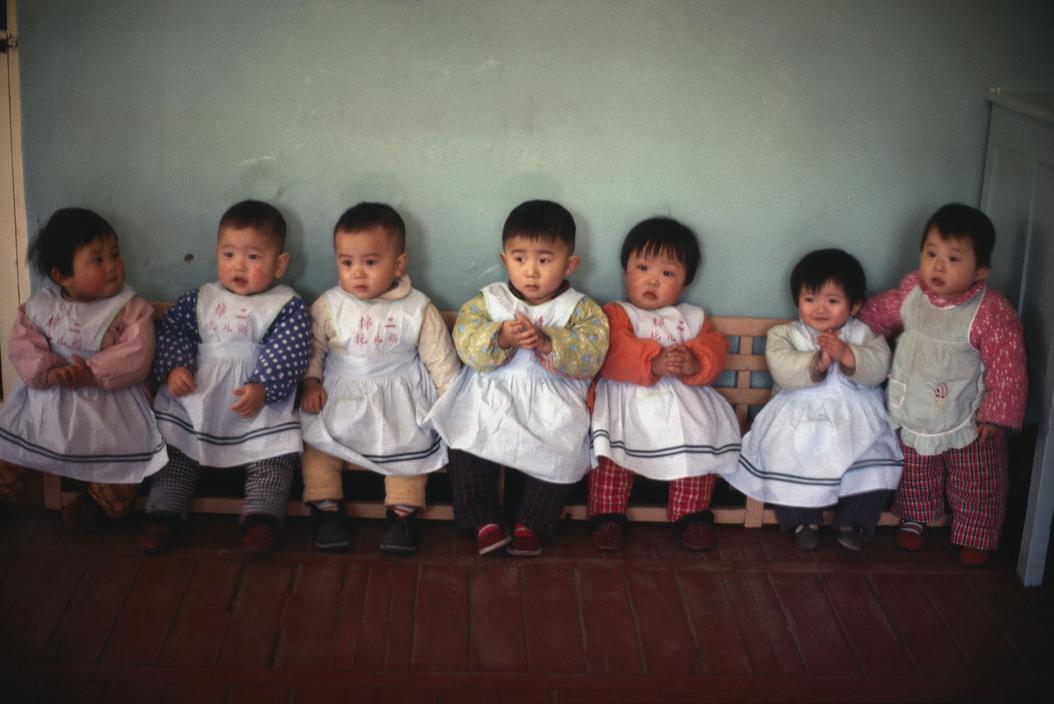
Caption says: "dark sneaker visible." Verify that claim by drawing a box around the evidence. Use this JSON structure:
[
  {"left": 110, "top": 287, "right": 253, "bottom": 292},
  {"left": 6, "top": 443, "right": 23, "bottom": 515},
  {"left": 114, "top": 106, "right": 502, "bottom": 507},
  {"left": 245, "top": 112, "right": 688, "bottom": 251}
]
[
  {"left": 591, "top": 520, "right": 624, "bottom": 551},
  {"left": 241, "top": 515, "right": 278, "bottom": 556},
  {"left": 477, "top": 523, "right": 511, "bottom": 556},
  {"left": 680, "top": 520, "right": 717, "bottom": 551},
  {"left": 138, "top": 513, "right": 181, "bottom": 554},
  {"left": 62, "top": 493, "right": 108, "bottom": 532},
  {"left": 507, "top": 524, "right": 542, "bottom": 557},
  {"left": 894, "top": 520, "right": 926, "bottom": 551},
  {"left": 378, "top": 509, "right": 419, "bottom": 554},
  {"left": 794, "top": 523, "right": 820, "bottom": 550},
  {"left": 311, "top": 506, "right": 351, "bottom": 552},
  {"left": 836, "top": 526, "right": 865, "bottom": 552}
]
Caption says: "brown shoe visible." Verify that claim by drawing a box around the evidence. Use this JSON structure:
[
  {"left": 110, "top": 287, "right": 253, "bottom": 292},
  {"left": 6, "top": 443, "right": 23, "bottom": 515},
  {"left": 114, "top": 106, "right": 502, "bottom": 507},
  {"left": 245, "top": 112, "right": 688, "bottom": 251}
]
[
  {"left": 591, "top": 520, "right": 624, "bottom": 551},
  {"left": 680, "top": 519, "right": 716, "bottom": 551},
  {"left": 61, "top": 493, "right": 108, "bottom": 532},
  {"left": 241, "top": 515, "right": 278, "bottom": 555}
]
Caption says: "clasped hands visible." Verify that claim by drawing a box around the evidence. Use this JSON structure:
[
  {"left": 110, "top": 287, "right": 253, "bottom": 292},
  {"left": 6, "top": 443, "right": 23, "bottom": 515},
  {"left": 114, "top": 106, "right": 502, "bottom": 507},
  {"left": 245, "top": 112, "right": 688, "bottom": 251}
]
[
  {"left": 650, "top": 344, "right": 700, "bottom": 378},
  {"left": 46, "top": 355, "right": 97, "bottom": 388},
  {"left": 498, "top": 312, "right": 553, "bottom": 355},
  {"left": 165, "top": 366, "right": 265, "bottom": 419}
]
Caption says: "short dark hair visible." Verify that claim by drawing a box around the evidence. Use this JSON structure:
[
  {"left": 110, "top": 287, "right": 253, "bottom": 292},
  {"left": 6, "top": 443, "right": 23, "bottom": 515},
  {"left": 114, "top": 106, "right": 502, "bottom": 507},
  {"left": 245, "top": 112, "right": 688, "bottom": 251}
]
[
  {"left": 790, "top": 248, "right": 867, "bottom": 307},
  {"left": 334, "top": 202, "right": 407, "bottom": 253},
  {"left": 219, "top": 200, "right": 287, "bottom": 250},
  {"left": 29, "top": 207, "right": 116, "bottom": 279},
  {"left": 501, "top": 200, "right": 575, "bottom": 250},
  {"left": 619, "top": 217, "right": 702, "bottom": 285},
  {"left": 920, "top": 203, "right": 995, "bottom": 269}
]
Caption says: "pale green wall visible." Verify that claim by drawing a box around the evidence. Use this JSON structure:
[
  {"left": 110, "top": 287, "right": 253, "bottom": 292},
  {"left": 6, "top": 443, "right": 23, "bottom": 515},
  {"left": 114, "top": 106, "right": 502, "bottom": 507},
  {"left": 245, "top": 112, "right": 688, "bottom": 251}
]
[{"left": 18, "top": 0, "right": 1054, "bottom": 317}]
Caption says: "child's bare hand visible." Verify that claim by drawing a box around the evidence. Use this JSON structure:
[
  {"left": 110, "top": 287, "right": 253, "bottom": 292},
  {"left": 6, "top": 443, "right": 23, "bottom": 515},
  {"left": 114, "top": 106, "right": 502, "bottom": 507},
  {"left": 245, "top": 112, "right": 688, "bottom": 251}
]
[
  {"left": 300, "top": 377, "right": 327, "bottom": 414},
  {"left": 46, "top": 365, "right": 76, "bottom": 388},
  {"left": 231, "top": 382, "right": 266, "bottom": 418},
  {"left": 166, "top": 367, "right": 196, "bottom": 397},
  {"left": 673, "top": 345, "right": 700, "bottom": 377},
  {"left": 977, "top": 423, "right": 1002, "bottom": 445},
  {"left": 45, "top": 356, "right": 98, "bottom": 388},
  {"left": 499, "top": 313, "right": 542, "bottom": 350},
  {"left": 817, "top": 332, "right": 854, "bottom": 368},
  {"left": 815, "top": 350, "right": 832, "bottom": 373},
  {"left": 651, "top": 348, "right": 683, "bottom": 377}
]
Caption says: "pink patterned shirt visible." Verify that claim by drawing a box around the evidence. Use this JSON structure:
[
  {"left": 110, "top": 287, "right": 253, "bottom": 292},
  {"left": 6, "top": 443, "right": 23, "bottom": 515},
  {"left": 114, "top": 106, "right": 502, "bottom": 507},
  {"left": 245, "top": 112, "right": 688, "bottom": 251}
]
[{"left": 857, "top": 272, "right": 1027, "bottom": 431}]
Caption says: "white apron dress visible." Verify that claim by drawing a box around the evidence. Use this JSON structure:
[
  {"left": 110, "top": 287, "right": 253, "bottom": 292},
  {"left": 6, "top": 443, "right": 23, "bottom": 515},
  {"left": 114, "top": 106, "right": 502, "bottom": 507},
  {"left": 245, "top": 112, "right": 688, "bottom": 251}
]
[
  {"left": 427, "top": 283, "right": 592, "bottom": 484},
  {"left": 590, "top": 302, "right": 741, "bottom": 480},
  {"left": 153, "top": 282, "right": 302, "bottom": 467},
  {"left": 886, "top": 284, "right": 985, "bottom": 456},
  {"left": 301, "top": 286, "right": 447, "bottom": 475},
  {"left": 726, "top": 318, "right": 902, "bottom": 508},
  {"left": 0, "top": 284, "right": 168, "bottom": 484}
]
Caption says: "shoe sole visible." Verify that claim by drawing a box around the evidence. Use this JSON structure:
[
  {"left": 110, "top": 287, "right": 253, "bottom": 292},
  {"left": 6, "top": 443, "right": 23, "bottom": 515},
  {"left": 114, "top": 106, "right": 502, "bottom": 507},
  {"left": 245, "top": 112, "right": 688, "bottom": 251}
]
[
  {"left": 837, "top": 536, "right": 864, "bottom": 552},
  {"left": 478, "top": 534, "right": 512, "bottom": 556},
  {"left": 315, "top": 539, "right": 351, "bottom": 552},
  {"left": 593, "top": 542, "right": 623, "bottom": 551},
  {"left": 378, "top": 543, "right": 417, "bottom": 554},
  {"left": 506, "top": 546, "right": 542, "bottom": 557}
]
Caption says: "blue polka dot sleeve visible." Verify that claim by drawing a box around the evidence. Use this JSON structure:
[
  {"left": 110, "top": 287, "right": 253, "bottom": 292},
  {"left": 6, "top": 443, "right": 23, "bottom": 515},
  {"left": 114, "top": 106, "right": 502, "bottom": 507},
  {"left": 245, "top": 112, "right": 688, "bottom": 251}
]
[
  {"left": 153, "top": 288, "right": 200, "bottom": 387},
  {"left": 247, "top": 296, "right": 312, "bottom": 404}
]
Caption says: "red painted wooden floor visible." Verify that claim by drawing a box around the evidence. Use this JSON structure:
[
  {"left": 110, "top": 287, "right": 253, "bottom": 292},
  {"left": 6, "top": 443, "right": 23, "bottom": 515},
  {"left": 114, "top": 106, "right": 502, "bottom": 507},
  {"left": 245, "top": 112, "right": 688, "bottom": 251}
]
[{"left": 2, "top": 509, "right": 1053, "bottom": 703}]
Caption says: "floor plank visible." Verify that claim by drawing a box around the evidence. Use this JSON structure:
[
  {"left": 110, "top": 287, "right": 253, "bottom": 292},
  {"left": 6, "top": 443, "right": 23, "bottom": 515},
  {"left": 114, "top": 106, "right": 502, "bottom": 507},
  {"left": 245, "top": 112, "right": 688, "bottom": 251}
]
[
  {"left": 627, "top": 570, "right": 700, "bottom": 674},
  {"left": 468, "top": 564, "right": 528, "bottom": 672},
  {"left": 46, "top": 552, "right": 141, "bottom": 663},
  {"left": 968, "top": 573, "right": 1054, "bottom": 670},
  {"left": 217, "top": 560, "right": 294, "bottom": 669},
  {"left": 522, "top": 565, "right": 584, "bottom": 673},
  {"left": 102, "top": 556, "right": 193, "bottom": 665},
  {"left": 869, "top": 573, "right": 969, "bottom": 675},
  {"left": 677, "top": 571, "right": 752, "bottom": 675},
  {"left": 333, "top": 563, "right": 372, "bottom": 670},
  {"left": 158, "top": 558, "right": 241, "bottom": 667},
  {"left": 0, "top": 551, "right": 90, "bottom": 658},
  {"left": 382, "top": 563, "right": 419, "bottom": 671},
  {"left": 820, "top": 572, "right": 915, "bottom": 675},
  {"left": 577, "top": 567, "right": 643, "bottom": 674},
  {"left": 769, "top": 572, "right": 858, "bottom": 675},
  {"left": 737, "top": 572, "right": 805, "bottom": 675},
  {"left": 413, "top": 565, "right": 469, "bottom": 671},
  {"left": 101, "top": 679, "right": 166, "bottom": 704},
  {"left": 274, "top": 562, "right": 346, "bottom": 670}
]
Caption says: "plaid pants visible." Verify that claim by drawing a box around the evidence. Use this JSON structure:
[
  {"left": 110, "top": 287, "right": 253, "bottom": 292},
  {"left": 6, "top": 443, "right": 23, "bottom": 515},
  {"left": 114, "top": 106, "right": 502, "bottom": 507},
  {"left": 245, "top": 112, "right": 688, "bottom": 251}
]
[
  {"left": 893, "top": 432, "right": 1008, "bottom": 551},
  {"left": 447, "top": 449, "right": 571, "bottom": 534},
  {"left": 0, "top": 460, "right": 138, "bottom": 518},
  {"left": 145, "top": 446, "right": 296, "bottom": 522},
  {"left": 588, "top": 456, "right": 717, "bottom": 523}
]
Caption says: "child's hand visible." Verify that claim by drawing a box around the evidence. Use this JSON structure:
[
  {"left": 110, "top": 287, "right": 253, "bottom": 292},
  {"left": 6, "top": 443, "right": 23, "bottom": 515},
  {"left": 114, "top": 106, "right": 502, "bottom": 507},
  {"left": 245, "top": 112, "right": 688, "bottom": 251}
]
[
  {"left": 817, "top": 332, "right": 855, "bottom": 369},
  {"left": 977, "top": 423, "right": 1002, "bottom": 445},
  {"left": 814, "top": 350, "right": 832, "bottom": 374},
  {"left": 231, "top": 382, "right": 266, "bottom": 418},
  {"left": 651, "top": 348, "right": 686, "bottom": 377},
  {"left": 499, "top": 312, "right": 542, "bottom": 350},
  {"left": 45, "top": 356, "right": 97, "bottom": 388},
  {"left": 166, "top": 367, "right": 196, "bottom": 397},
  {"left": 300, "top": 377, "right": 327, "bottom": 414},
  {"left": 673, "top": 345, "right": 700, "bottom": 377}
]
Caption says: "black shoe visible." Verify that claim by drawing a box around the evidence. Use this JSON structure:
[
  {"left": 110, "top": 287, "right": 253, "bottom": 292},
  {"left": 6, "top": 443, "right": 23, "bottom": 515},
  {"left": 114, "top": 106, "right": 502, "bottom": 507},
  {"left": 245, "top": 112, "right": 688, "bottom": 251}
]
[
  {"left": 311, "top": 506, "right": 351, "bottom": 551},
  {"left": 378, "top": 509, "right": 418, "bottom": 554}
]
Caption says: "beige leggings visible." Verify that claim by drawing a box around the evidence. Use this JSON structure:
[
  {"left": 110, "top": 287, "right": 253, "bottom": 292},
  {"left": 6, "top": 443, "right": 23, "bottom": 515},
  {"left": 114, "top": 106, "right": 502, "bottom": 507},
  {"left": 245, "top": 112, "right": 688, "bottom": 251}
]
[{"left": 300, "top": 444, "right": 427, "bottom": 509}]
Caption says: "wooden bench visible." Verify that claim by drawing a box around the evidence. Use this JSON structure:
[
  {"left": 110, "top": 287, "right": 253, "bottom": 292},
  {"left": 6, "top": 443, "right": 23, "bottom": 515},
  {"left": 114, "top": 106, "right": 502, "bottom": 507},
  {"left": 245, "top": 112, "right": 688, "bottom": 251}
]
[{"left": 44, "top": 307, "right": 920, "bottom": 528}]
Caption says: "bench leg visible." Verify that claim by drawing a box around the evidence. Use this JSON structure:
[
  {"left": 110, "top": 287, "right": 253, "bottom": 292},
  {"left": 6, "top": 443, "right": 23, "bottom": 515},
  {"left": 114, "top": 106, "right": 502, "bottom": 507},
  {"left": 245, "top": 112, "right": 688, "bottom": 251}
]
[{"left": 744, "top": 497, "right": 765, "bottom": 528}]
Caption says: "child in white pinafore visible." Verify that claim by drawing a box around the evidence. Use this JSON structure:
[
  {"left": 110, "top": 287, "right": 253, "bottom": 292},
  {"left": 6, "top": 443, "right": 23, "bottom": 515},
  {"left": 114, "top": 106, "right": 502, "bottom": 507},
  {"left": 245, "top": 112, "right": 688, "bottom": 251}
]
[
  {"left": 138, "top": 200, "right": 311, "bottom": 555},
  {"left": 0, "top": 208, "right": 166, "bottom": 529},
  {"left": 589, "top": 218, "right": 740, "bottom": 552},
  {"left": 427, "top": 200, "right": 610, "bottom": 557},
  {"left": 299, "top": 203, "right": 460, "bottom": 554},
  {"left": 725, "top": 249, "right": 902, "bottom": 551}
]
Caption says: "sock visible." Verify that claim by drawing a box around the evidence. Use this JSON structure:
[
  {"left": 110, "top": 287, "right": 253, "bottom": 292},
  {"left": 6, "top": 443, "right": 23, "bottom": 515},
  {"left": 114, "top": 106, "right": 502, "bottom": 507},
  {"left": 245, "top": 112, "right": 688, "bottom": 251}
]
[
  {"left": 389, "top": 504, "right": 416, "bottom": 518},
  {"left": 314, "top": 500, "right": 339, "bottom": 512}
]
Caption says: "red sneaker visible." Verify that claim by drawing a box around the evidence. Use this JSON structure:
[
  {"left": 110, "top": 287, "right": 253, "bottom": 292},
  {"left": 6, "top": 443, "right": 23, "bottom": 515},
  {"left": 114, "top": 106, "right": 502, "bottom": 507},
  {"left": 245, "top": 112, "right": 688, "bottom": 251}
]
[
  {"left": 959, "top": 547, "right": 990, "bottom": 566},
  {"left": 895, "top": 520, "right": 926, "bottom": 551},
  {"left": 138, "top": 516, "right": 179, "bottom": 554},
  {"left": 507, "top": 524, "right": 542, "bottom": 557},
  {"left": 591, "top": 520, "right": 624, "bottom": 551},
  {"left": 680, "top": 520, "right": 716, "bottom": 551},
  {"left": 241, "top": 516, "right": 278, "bottom": 555},
  {"left": 477, "top": 523, "right": 511, "bottom": 556}
]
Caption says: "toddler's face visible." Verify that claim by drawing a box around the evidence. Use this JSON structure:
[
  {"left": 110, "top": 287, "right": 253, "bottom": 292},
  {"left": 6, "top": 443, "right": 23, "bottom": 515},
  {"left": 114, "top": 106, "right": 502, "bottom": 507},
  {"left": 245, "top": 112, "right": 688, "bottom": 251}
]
[
  {"left": 624, "top": 248, "right": 687, "bottom": 311},
  {"left": 919, "top": 228, "right": 990, "bottom": 299},
  {"left": 216, "top": 225, "right": 288, "bottom": 296},
  {"left": 797, "top": 280, "right": 858, "bottom": 333},
  {"left": 54, "top": 233, "right": 125, "bottom": 302},
  {"left": 334, "top": 227, "right": 407, "bottom": 300},
  {"left": 500, "top": 234, "right": 579, "bottom": 306}
]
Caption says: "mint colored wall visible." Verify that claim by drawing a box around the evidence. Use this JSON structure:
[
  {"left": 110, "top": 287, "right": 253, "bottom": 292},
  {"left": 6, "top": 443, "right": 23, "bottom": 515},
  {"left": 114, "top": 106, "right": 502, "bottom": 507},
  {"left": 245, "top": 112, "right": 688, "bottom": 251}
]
[{"left": 18, "top": 0, "right": 1054, "bottom": 317}]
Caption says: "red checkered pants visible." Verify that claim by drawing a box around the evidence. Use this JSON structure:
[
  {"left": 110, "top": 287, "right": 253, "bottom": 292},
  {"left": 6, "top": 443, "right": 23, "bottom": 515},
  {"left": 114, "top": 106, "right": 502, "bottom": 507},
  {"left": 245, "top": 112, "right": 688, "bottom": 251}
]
[
  {"left": 588, "top": 456, "right": 717, "bottom": 523},
  {"left": 892, "top": 432, "right": 1008, "bottom": 551}
]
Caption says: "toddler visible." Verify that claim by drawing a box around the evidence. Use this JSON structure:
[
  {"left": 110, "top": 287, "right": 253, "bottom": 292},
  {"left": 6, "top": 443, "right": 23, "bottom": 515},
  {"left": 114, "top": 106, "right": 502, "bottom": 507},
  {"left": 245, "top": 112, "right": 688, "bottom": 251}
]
[
  {"left": 138, "top": 200, "right": 311, "bottom": 554},
  {"left": 0, "top": 208, "right": 166, "bottom": 529},
  {"left": 428, "top": 200, "right": 610, "bottom": 556},
  {"left": 858, "top": 204, "right": 1026, "bottom": 566},
  {"left": 589, "top": 217, "right": 740, "bottom": 551},
  {"left": 299, "top": 203, "right": 460, "bottom": 553},
  {"left": 725, "top": 249, "right": 903, "bottom": 551}
]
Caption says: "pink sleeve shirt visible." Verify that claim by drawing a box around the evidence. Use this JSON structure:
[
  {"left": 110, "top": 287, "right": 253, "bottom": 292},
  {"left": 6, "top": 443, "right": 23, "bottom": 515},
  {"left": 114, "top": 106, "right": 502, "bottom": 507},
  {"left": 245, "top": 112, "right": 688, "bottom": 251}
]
[
  {"left": 857, "top": 272, "right": 1027, "bottom": 431},
  {"left": 9, "top": 295, "right": 155, "bottom": 391}
]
